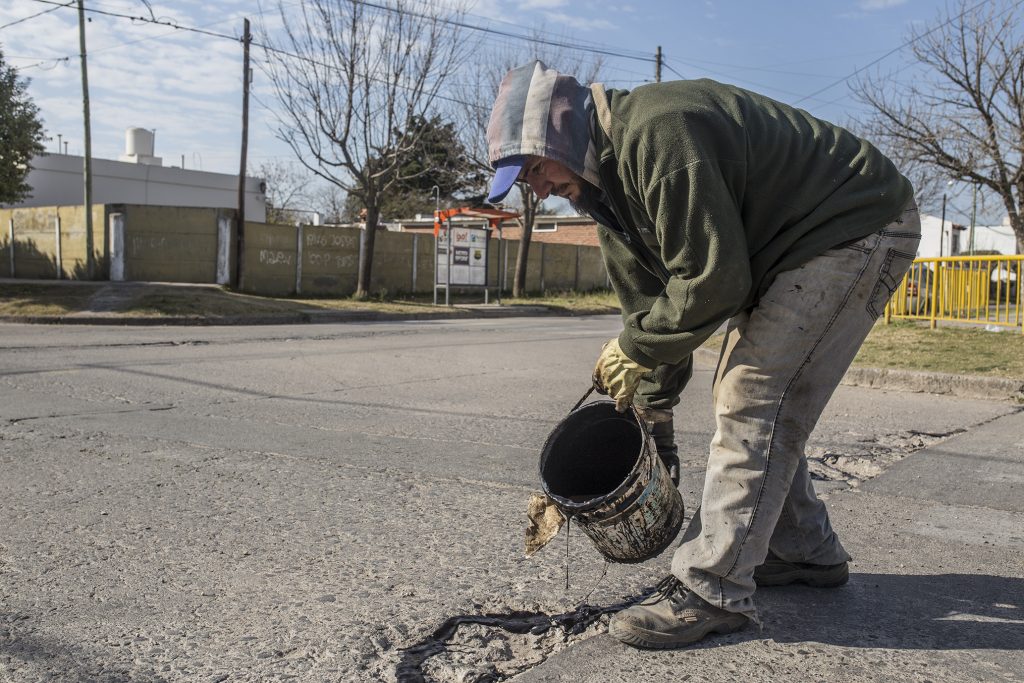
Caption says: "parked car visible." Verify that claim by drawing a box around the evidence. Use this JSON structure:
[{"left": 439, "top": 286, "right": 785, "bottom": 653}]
[
  {"left": 904, "top": 265, "right": 933, "bottom": 315},
  {"left": 989, "top": 265, "right": 1019, "bottom": 302}
]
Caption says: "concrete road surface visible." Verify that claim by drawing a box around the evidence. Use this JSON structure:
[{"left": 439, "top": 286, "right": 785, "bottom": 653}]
[{"left": 1, "top": 316, "right": 1021, "bottom": 682}]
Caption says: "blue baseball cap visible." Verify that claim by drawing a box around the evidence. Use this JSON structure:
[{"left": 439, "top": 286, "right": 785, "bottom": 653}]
[{"left": 487, "top": 155, "right": 525, "bottom": 204}]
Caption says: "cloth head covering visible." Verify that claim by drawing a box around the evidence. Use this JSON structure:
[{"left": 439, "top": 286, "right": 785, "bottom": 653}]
[{"left": 486, "top": 61, "right": 598, "bottom": 203}]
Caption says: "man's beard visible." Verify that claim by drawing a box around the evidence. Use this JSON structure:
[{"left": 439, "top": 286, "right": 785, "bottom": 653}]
[{"left": 569, "top": 181, "right": 603, "bottom": 217}]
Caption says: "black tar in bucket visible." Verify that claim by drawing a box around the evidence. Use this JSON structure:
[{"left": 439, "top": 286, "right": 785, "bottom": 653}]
[{"left": 539, "top": 400, "right": 684, "bottom": 564}]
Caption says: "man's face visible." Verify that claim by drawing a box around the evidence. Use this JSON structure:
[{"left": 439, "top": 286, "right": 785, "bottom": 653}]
[{"left": 518, "top": 156, "right": 585, "bottom": 202}]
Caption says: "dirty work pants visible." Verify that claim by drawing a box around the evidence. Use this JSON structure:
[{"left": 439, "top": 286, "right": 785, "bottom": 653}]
[{"left": 671, "top": 205, "right": 921, "bottom": 621}]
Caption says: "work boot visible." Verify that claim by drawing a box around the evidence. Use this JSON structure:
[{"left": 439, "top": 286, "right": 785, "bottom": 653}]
[
  {"left": 608, "top": 576, "right": 749, "bottom": 649},
  {"left": 660, "top": 452, "right": 680, "bottom": 487},
  {"left": 648, "top": 416, "right": 680, "bottom": 487},
  {"left": 754, "top": 551, "right": 849, "bottom": 587}
]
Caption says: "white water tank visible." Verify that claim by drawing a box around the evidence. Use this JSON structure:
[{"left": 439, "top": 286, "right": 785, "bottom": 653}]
[
  {"left": 125, "top": 127, "right": 154, "bottom": 157},
  {"left": 119, "top": 127, "right": 162, "bottom": 166}
]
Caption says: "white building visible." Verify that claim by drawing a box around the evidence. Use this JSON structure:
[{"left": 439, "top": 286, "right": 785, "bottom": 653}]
[
  {"left": 917, "top": 213, "right": 1018, "bottom": 257},
  {"left": 12, "top": 127, "right": 266, "bottom": 221}
]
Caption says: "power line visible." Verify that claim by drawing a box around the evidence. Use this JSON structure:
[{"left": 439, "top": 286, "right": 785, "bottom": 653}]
[
  {"left": 792, "top": 0, "right": 1020, "bottom": 104},
  {"left": 666, "top": 55, "right": 839, "bottom": 80},
  {"left": 25, "top": 0, "right": 491, "bottom": 111},
  {"left": 343, "top": 0, "right": 654, "bottom": 63},
  {"left": 9, "top": 57, "right": 70, "bottom": 71},
  {"left": 253, "top": 41, "right": 488, "bottom": 112},
  {"left": 28, "top": 0, "right": 654, "bottom": 65},
  {"left": 663, "top": 63, "right": 687, "bottom": 81},
  {"left": 30, "top": 0, "right": 651, "bottom": 112},
  {"left": 662, "top": 57, "right": 835, "bottom": 107},
  {"left": 0, "top": 1, "right": 74, "bottom": 30},
  {"left": 395, "top": 0, "right": 654, "bottom": 63},
  {"left": 28, "top": 0, "right": 241, "bottom": 41}
]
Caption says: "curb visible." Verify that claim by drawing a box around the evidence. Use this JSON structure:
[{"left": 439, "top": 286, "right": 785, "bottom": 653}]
[
  {"left": 0, "top": 305, "right": 572, "bottom": 327},
  {"left": 841, "top": 366, "right": 1024, "bottom": 402},
  {"left": 692, "top": 347, "right": 1023, "bottom": 403}
]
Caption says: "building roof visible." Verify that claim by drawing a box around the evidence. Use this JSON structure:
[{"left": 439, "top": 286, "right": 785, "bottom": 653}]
[{"left": 392, "top": 213, "right": 600, "bottom": 247}]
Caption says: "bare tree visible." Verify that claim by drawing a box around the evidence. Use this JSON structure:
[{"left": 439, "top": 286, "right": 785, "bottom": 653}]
[
  {"left": 253, "top": 159, "right": 314, "bottom": 225},
  {"left": 854, "top": 0, "right": 1024, "bottom": 253},
  {"left": 456, "top": 44, "right": 603, "bottom": 297},
  {"left": 259, "top": 0, "right": 470, "bottom": 297},
  {"left": 311, "top": 183, "right": 348, "bottom": 226}
]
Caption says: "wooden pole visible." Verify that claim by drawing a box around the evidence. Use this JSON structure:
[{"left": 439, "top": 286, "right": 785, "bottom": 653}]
[
  {"left": 77, "top": 0, "right": 94, "bottom": 279},
  {"left": 235, "top": 18, "right": 251, "bottom": 289}
]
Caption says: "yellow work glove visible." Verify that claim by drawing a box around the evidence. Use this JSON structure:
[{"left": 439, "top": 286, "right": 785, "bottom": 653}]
[{"left": 592, "top": 338, "right": 652, "bottom": 413}]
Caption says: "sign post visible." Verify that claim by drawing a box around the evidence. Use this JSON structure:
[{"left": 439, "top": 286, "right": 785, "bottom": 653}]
[
  {"left": 435, "top": 221, "right": 489, "bottom": 306},
  {"left": 431, "top": 207, "right": 518, "bottom": 306}
]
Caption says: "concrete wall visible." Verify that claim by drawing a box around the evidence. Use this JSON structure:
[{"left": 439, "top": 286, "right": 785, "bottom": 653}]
[
  {"left": 1, "top": 204, "right": 608, "bottom": 296},
  {"left": 1, "top": 205, "right": 107, "bottom": 280},
  {"left": 243, "top": 222, "right": 298, "bottom": 296},
  {"left": 114, "top": 205, "right": 228, "bottom": 283},
  {"left": 298, "top": 226, "right": 361, "bottom": 295},
  {"left": 15, "top": 153, "right": 266, "bottom": 223}
]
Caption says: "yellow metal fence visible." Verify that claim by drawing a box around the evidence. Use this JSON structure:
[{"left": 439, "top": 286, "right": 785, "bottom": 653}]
[{"left": 886, "top": 255, "right": 1023, "bottom": 332}]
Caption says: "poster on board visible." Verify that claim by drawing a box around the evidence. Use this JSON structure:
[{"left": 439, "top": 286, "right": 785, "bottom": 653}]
[{"left": 437, "top": 227, "right": 488, "bottom": 286}]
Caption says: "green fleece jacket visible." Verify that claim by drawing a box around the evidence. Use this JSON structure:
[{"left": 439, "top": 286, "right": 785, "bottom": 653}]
[{"left": 589, "top": 79, "right": 913, "bottom": 372}]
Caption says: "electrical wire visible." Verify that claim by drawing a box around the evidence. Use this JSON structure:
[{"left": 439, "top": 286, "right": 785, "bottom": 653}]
[
  {"left": 22, "top": 0, "right": 652, "bottom": 109},
  {"left": 0, "top": 1, "right": 74, "bottom": 30},
  {"left": 792, "top": 0, "right": 1023, "bottom": 104},
  {"left": 662, "top": 63, "right": 686, "bottom": 81},
  {"left": 8, "top": 57, "right": 70, "bottom": 70},
  {"left": 28, "top": 0, "right": 241, "bottom": 41},
  {"left": 26, "top": 0, "right": 654, "bottom": 64}
]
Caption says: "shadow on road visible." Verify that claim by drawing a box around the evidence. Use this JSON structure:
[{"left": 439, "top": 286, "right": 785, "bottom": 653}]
[
  {"left": 758, "top": 572, "right": 1023, "bottom": 650},
  {"left": 0, "top": 613, "right": 171, "bottom": 682}
]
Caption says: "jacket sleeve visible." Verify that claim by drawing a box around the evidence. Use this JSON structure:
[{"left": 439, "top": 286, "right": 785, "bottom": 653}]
[
  {"left": 598, "top": 226, "right": 695, "bottom": 407},
  {"left": 617, "top": 160, "right": 751, "bottom": 369}
]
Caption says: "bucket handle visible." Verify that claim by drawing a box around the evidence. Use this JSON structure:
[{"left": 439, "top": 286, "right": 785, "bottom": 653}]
[
  {"left": 571, "top": 384, "right": 647, "bottom": 428},
  {"left": 570, "top": 385, "right": 597, "bottom": 413}
]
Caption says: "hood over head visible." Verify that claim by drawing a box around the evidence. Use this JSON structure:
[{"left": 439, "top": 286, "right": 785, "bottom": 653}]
[{"left": 485, "top": 61, "right": 598, "bottom": 203}]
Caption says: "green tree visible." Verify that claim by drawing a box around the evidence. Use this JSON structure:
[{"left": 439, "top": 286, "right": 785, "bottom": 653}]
[
  {"left": 0, "top": 47, "right": 46, "bottom": 205},
  {"left": 343, "top": 115, "right": 485, "bottom": 221}
]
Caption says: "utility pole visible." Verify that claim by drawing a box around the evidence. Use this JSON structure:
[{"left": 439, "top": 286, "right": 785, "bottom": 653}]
[
  {"left": 235, "top": 18, "right": 251, "bottom": 289},
  {"left": 969, "top": 182, "right": 978, "bottom": 255},
  {"left": 655, "top": 46, "right": 662, "bottom": 83},
  {"left": 939, "top": 193, "right": 947, "bottom": 258},
  {"left": 77, "top": 0, "right": 94, "bottom": 279}
]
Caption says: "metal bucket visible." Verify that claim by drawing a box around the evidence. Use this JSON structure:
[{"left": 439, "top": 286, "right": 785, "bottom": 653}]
[{"left": 538, "top": 398, "right": 685, "bottom": 564}]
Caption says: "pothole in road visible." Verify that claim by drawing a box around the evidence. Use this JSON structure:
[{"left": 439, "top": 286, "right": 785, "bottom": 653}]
[
  {"left": 391, "top": 590, "right": 649, "bottom": 683},
  {"left": 807, "top": 428, "right": 965, "bottom": 486}
]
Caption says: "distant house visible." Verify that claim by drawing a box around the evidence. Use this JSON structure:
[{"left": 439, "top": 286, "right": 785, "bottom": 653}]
[
  {"left": 918, "top": 213, "right": 1019, "bottom": 257},
  {"left": 392, "top": 212, "right": 600, "bottom": 247},
  {"left": 396, "top": 210, "right": 1024, "bottom": 258},
  {"left": 10, "top": 127, "right": 267, "bottom": 222}
]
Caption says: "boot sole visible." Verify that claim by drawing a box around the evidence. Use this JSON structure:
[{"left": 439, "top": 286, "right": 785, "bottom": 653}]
[
  {"left": 754, "top": 565, "right": 849, "bottom": 588},
  {"left": 608, "top": 614, "right": 748, "bottom": 649}
]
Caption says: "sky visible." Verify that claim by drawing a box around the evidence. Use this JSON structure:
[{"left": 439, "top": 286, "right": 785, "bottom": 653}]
[{"left": 0, "top": 0, "right": 992, "bottom": 222}]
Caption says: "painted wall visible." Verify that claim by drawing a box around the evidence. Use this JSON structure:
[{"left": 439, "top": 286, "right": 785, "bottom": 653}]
[
  {"left": 239, "top": 223, "right": 609, "bottom": 297},
  {"left": 2, "top": 204, "right": 609, "bottom": 296},
  {"left": 115, "top": 205, "right": 228, "bottom": 283},
  {"left": 13, "top": 153, "right": 267, "bottom": 223},
  {"left": 1, "top": 205, "right": 107, "bottom": 279}
]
